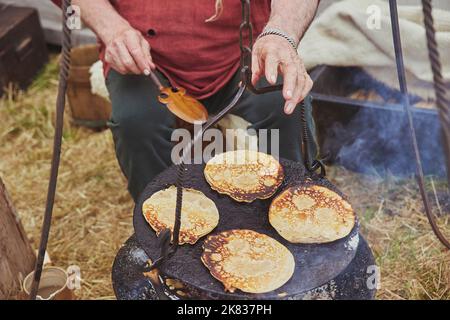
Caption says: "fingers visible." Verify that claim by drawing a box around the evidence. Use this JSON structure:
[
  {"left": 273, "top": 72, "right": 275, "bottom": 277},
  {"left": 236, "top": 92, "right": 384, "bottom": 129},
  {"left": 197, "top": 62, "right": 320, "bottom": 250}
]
[
  {"left": 105, "top": 47, "right": 127, "bottom": 74},
  {"left": 251, "top": 50, "right": 262, "bottom": 85},
  {"left": 300, "top": 74, "right": 313, "bottom": 103},
  {"left": 141, "top": 38, "right": 156, "bottom": 70},
  {"left": 115, "top": 40, "right": 141, "bottom": 74},
  {"left": 253, "top": 36, "right": 316, "bottom": 115},
  {"left": 264, "top": 54, "right": 279, "bottom": 85},
  {"left": 281, "top": 61, "right": 297, "bottom": 101},
  {"left": 105, "top": 28, "right": 155, "bottom": 75},
  {"left": 284, "top": 71, "right": 313, "bottom": 115},
  {"left": 123, "top": 31, "right": 154, "bottom": 74},
  {"left": 126, "top": 32, "right": 149, "bottom": 73}
]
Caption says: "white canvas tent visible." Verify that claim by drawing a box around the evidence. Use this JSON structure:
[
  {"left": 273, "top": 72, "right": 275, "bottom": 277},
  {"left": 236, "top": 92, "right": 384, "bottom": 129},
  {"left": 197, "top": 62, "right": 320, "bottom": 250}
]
[{"left": 1, "top": 0, "right": 448, "bottom": 46}]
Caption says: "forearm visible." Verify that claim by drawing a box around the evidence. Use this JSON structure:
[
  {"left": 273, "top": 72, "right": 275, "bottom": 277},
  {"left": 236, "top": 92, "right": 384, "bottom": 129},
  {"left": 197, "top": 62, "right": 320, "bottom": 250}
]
[
  {"left": 73, "top": 0, "right": 131, "bottom": 44},
  {"left": 267, "top": 0, "right": 319, "bottom": 43}
]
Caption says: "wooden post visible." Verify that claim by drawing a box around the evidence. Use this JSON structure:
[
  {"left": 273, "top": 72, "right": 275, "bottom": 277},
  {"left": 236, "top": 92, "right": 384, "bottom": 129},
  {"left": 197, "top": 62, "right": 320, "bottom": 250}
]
[{"left": 0, "top": 177, "right": 35, "bottom": 299}]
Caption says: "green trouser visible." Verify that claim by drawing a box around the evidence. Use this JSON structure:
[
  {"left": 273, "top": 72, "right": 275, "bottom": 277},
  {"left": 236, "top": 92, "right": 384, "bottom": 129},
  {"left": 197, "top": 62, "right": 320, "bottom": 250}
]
[{"left": 106, "top": 69, "right": 317, "bottom": 202}]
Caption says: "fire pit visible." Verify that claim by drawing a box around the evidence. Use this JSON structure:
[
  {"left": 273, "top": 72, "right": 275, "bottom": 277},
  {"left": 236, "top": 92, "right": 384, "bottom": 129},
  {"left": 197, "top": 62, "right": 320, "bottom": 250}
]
[
  {"left": 310, "top": 65, "right": 445, "bottom": 177},
  {"left": 112, "top": 158, "right": 376, "bottom": 300}
]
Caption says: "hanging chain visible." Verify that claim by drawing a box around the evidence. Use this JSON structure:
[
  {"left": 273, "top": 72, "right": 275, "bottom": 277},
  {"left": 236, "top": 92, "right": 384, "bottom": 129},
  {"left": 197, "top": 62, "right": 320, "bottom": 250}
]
[
  {"left": 238, "top": 1, "right": 322, "bottom": 175},
  {"left": 239, "top": 0, "right": 283, "bottom": 94},
  {"left": 239, "top": 0, "right": 253, "bottom": 85}
]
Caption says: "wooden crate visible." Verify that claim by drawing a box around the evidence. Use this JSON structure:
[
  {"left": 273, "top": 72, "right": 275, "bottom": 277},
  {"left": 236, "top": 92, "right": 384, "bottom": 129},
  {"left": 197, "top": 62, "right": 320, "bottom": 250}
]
[
  {"left": 0, "top": 0, "right": 96, "bottom": 46},
  {"left": 0, "top": 5, "right": 48, "bottom": 96}
]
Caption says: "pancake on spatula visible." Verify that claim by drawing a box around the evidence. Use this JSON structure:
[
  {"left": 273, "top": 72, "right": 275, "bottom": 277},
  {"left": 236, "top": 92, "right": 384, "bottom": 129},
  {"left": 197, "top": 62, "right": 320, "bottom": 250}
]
[
  {"left": 204, "top": 150, "right": 284, "bottom": 202},
  {"left": 201, "top": 230, "right": 295, "bottom": 293},
  {"left": 142, "top": 186, "right": 219, "bottom": 245},
  {"left": 269, "top": 185, "right": 356, "bottom": 244}
]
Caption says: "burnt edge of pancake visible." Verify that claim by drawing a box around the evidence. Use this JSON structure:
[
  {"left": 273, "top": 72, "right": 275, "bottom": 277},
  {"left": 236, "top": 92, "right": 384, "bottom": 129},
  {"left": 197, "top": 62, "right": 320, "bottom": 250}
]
[
  {"left": 206, "top": 165, "right": 284, "bottom": 202},
  {"left": 201, "top": 231, "right": 245, "bottom": 293},
  {"left": 269, "top": 183, "right": 356, "bottom": 244},
  {"left": 201, "top": 230, "right": 294, "bottom": 293},
  {"left": 204, "top": 154, "right": 285, "bottom": 203},
  {"left": 142, "top": 187, "right": 219, "bottom": 245}
]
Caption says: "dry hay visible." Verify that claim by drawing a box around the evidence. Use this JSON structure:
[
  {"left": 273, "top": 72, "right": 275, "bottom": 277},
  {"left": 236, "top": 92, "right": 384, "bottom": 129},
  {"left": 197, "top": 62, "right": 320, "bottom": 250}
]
[
  {"left": 0, "top": 55, "right": 134, "bottom": 299},
  {"left": 327, "top": 166, "right": 450, "bottom": 300},
  {"left": 1, "top": 55, "right": 449, "bottom": 299}
]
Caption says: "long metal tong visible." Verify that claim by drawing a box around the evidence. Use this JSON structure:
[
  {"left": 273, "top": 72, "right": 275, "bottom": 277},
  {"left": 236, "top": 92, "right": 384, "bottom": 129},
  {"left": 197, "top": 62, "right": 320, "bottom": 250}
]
[{"left": 389, "top": 0, "right": 450, "bottom": 249}]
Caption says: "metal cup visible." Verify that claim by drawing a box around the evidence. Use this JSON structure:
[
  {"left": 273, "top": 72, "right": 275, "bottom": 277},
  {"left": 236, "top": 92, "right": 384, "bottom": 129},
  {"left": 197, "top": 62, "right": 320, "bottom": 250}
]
[{"left": 23, "top": 267, "right": 73, "bottom": 300}]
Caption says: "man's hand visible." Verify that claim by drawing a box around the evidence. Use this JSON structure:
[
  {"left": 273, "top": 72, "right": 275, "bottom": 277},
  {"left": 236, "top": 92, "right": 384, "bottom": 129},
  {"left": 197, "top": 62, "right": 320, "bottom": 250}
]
[
  {"left": 104, "top": 27, "right": 155, "bottom": 75},
  {"left": 251, "top": 35, "right": 313, "bottom": 115},
  {"left": 71, "top": 0, "right": 156, "bottom": 75}
]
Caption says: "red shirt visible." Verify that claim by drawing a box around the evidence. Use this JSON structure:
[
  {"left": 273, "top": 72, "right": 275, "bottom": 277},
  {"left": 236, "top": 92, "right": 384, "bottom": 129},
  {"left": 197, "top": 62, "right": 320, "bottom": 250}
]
[{"left": 52, "top": 0, "right": 271, "bottom": 99}]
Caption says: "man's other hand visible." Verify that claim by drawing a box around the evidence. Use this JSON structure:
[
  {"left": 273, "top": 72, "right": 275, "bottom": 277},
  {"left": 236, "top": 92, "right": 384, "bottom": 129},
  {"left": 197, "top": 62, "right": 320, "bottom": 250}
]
[
  {"left": 251, "top": 35, "right": 313, "bottom": 115},
  {"left": 104, "top": 27, "right": 155, "bottom": 75}
]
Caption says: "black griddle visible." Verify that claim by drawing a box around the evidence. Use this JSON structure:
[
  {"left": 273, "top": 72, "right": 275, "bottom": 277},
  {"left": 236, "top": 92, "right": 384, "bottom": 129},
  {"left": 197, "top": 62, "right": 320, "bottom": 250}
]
[
  {"left": 112, "top": 234, "right": 376, "bottom": 300},
  {"left": 133, "top": 158, "right": 360, "bottom": 299}
]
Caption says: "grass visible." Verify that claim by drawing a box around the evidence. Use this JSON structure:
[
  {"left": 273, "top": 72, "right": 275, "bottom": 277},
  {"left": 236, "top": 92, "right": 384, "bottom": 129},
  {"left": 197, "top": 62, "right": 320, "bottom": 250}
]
[
  {"left": 327, "top": 167, "right": 450, "bottom": 299},
  {"left": 1, "top": 56, "right": 449, "bottom": 300}
]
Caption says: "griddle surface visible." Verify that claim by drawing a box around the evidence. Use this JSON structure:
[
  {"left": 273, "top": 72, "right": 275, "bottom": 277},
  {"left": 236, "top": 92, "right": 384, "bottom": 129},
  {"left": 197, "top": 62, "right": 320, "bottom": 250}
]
[{"left": 133, "top": 159, "right": 359, "bottom": 299}]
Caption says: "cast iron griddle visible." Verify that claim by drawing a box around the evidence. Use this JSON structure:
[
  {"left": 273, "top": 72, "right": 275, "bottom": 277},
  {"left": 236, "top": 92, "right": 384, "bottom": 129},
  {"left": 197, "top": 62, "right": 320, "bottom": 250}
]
[
  {"left": 112, "top": 234, "right": 375, "bottom": 300},
  {"left": 133, "top": 159, "right": 359, "bottom": 299}
]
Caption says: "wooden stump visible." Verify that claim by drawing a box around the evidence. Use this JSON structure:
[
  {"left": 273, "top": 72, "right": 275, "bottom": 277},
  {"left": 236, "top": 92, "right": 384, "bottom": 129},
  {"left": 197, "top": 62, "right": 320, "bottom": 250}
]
[{"left": 0, "top": 177, "right": 35, "bottom": 299}]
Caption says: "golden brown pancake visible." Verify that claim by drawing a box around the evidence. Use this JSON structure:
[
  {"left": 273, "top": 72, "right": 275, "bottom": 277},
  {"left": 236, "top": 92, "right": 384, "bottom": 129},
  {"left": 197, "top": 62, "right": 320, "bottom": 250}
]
[
  {"left": 269, "top": 185, "right": 356, "bottom": 244},
  {"left": 204, "top": 150, "right": 284, "bottom": 202},
  {"left": 201, "top": 230, "right": 295, "bottom": 293},
  {"left": 142, "top": 186, "right": 219, "bottom": 245}
]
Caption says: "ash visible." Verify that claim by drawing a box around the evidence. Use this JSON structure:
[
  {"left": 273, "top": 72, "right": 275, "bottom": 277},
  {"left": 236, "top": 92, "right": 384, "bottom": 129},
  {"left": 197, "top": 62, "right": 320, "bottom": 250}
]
[
  {"left": 129, "top": 247, "right": 149, "bottom": 264},
  {"left": 345, "top": 233, "right": 360, "bottom": 251},
  {"left": 301, "top": 280, "right": 337, "bottom": 300}
]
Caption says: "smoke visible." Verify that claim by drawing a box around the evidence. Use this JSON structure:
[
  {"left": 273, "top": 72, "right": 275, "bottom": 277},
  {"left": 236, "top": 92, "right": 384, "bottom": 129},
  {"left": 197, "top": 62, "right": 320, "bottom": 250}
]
[{"left": 317, "top": 68, "right": 446, "bottom": 178}]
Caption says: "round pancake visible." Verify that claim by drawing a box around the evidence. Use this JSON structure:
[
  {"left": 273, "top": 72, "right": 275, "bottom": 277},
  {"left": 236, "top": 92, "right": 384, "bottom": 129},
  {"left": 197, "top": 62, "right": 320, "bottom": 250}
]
[
  {"left": 142, "top": 186, "right": 219, "bottom": 245},
  {"left": 201, "top": 230, "right": 295, "bottom": 293},
  {"left": 269, "top": 185, "right": 356, "bottom": 244},
  {"left": 204, "top": 150, "right": 284, "bottom": 202}
]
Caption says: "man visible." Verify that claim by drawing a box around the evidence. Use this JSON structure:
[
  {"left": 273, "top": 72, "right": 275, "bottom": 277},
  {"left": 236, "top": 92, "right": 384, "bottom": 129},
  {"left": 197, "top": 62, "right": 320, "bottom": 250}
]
[{"left": 53, "top": 0, "right": 320, "bottom": 201}]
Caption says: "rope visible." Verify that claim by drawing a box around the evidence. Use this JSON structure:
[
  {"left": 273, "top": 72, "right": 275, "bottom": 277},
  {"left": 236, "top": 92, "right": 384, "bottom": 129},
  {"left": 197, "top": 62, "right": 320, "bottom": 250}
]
[
  {"left": 420, "top": 0, "right": 450, "bottom": 249},
  {"left": 422, "top": 1, "right": 450, "bottom": 114}
]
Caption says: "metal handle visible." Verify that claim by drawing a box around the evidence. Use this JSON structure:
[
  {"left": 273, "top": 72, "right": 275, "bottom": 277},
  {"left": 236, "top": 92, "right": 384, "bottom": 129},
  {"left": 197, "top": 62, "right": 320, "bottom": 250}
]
[
  {"left": 389, "top": 0, "right": 450, "bottom": 249},
  {"left": 30, "top": 0, "right": 72, "bottom": 300}
]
